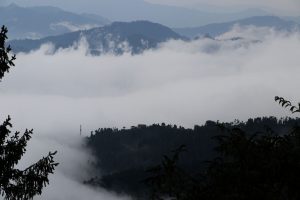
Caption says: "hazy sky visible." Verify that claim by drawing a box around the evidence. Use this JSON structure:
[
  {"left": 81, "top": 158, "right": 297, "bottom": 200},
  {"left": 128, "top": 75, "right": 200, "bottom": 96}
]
[
  {"left": 147, "top": 0, "right": 300, "bottom": 14},
  {"left": 2, "top": 0, "right": 300, "bottom": 16},
  {"left": 1, "top": 0, "right": 299, "bottom": 27}
]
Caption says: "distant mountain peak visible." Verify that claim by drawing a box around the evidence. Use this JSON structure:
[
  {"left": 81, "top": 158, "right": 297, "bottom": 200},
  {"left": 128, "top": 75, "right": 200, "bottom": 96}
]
[
  {"left": 9, "top": 20, "right": 185, "bottom": 55},
  {"left": 173, "top": 15, "right": 299, "bottom": 38},
  {"left": 0, "top": 4, "right": 110, "bottom": 39}
]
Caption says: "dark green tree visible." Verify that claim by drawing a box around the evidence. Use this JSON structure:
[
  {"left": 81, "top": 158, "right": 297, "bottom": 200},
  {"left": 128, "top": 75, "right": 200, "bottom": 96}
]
[
  {"left": 145, "top": 145, "right": 200, "bottom": 200},
  {"left": 0, "top": 26, "right": 15, "bottom": 80},
  {"left": 0, "top": 25, "right": 58, "bottom": 200},
  {"left": 146, "top": 98, "right": 300, "bottom": 200},
  {"left": 202, "top": 125, "right": 300, "bottom": 200}
]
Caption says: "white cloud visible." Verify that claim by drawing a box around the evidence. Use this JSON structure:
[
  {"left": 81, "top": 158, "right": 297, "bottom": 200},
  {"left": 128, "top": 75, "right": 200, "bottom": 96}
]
[
  {"left": 1, "top": 28, "right": 300, "bottom": 127},
  {"left": 0, "top": 27, "right": 300, "bottom": 199},
  {"left": 50, "top": 21, "right": 100, "bottom": 32}
]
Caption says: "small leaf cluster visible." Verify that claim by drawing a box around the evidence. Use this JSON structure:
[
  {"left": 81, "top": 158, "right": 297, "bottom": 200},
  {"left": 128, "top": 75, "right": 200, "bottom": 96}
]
[{"left": 275, "top": 96, "right": 300, "bottom": 113}]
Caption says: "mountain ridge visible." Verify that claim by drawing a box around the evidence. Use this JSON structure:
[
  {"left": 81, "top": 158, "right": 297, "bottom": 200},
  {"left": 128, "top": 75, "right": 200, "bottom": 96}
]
[
  {"left": 2, "top": 0, "right": 271, "bottom": 27},
  {"left": 0, "top": 3, "right": 110, "bottom": 39},
  {"left": 173, "top": 16, "right": 299, "bottom": 38},
  {"left": 9, "top": 20, "right": 185, "bottom": 55}
]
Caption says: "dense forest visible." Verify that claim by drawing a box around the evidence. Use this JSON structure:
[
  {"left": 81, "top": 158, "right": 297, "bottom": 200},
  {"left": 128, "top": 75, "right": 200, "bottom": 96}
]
[{"left": 85, "top": 116, "right": 300, "bottom": 199}]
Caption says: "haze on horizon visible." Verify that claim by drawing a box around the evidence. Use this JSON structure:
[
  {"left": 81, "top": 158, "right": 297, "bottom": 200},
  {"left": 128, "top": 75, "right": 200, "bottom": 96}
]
[
  {"left": 2, "top": 0, "right": 299, "bottom": 14},
  {"left": 1, "top": 0, "right": 299, "bottom": 27}
]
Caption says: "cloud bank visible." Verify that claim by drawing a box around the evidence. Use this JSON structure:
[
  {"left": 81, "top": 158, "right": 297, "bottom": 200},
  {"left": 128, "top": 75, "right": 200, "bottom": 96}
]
[{"left": 0, "top": 27, "right": 300, "bottom": 199}]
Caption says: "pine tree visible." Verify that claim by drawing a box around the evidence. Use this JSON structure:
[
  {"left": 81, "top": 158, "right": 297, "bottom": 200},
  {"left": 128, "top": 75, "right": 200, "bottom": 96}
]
[
  {"left": 0, "top": 25, "right": 58, "bottom": 200},
  {"left": 0, "top": 26, "right": 15, "bottom": 80}
]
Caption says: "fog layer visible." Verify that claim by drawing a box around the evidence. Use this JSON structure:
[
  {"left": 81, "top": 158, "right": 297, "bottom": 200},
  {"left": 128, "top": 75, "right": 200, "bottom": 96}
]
[{"left": 0, "top": 27, "right": 299, "bottom": 199}]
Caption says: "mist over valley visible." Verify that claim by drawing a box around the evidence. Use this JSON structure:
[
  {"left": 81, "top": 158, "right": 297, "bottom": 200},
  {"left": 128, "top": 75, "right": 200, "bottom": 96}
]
[{"left": 0, "top": 1, "right": 300, "bottom": 199}]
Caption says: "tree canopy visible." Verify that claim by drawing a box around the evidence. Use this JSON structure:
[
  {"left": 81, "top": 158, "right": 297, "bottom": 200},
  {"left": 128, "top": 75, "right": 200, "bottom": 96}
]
[{"left": 144, "top": 99, "right": 300, "bottom": 200}]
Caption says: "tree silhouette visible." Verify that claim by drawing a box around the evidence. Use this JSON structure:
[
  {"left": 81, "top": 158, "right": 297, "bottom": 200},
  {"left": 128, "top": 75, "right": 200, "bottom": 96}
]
[
  {"left": 145, "top": 145, "right": 201, "bottom": 200},
  {"left": 275, "top": 96, "right": 300, "bottom": 113},
  {"left": 0, "top": 26, "right": 15, "bottom": 80},
  {"left": 145, "top": 99, "right": 300, "bottom": 200},
  {"left": 203, "top": 124, "right": 300, "bottom": 200},
  {"left": 0, "top": 25, "right": 58, "bottom": 200}
]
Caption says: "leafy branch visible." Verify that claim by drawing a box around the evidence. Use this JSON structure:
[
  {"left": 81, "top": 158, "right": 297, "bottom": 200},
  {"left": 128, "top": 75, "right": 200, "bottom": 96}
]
[{"left": 275, "top": 96, "right": 300, "bottom": 113}]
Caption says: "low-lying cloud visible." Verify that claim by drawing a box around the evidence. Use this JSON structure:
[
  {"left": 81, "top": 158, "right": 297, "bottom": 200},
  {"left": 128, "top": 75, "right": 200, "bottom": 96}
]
[
  {"left": 50, "top": 21, "right": 101, "bottom": 32},
  {"left": 0, "top": 27, "right": 299, "bottom": 199}
]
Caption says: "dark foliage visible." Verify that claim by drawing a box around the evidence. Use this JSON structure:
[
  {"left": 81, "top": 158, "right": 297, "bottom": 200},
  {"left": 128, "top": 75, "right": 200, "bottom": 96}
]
[
  {"left": 275, "top": 96, "right": 300, "bottom": 113},
  {"left": 86, "top": 117, "right": 300, "bottom": 199},
  {"left": 201, "top": 125, "right": 300, "bottom": 200},
  {"left": 0, "top": 25, "right": 58, "bottom": 199},
  {"left": 144, "top": 145, "right": 202, "bottom": 200},
  {"left": 0, "top": 117, "right": 58, "bottom": 199},
  {"left": 0, "top": 26, "right": 16, "bottom": 81},
  {"left": 143, "top": 99, "right": 300, "bottom": 200},
  {"left": 145, "top": 125, "right": 300, "bottom": 200}
]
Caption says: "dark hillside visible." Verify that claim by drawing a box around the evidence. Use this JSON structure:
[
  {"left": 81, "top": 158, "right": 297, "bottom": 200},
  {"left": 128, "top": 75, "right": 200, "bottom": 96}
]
[{"left": 86, "top": 117, "right": 300, "bottom": 198}]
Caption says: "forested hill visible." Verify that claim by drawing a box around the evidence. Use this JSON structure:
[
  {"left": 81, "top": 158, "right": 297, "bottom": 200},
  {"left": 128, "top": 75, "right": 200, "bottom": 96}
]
[
  {"left": 9, "top": 20, "right": 185, "bottom": 55},
  {"left": 86, "top": 116, "right": 300, "bottom": 198}
]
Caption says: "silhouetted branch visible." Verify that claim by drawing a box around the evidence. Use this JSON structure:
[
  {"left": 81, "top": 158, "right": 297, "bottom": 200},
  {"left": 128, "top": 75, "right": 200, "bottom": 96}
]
[{"left": 275, "top": 96, "right": 300, "bottom": 113}]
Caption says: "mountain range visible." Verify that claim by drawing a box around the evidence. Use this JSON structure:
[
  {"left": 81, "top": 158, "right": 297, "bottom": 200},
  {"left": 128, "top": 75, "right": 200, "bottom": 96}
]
[
  {"left": 0, "top": 3, "right": 110, "bottom": 39},
  {"left": 174, "top": 16, "right": 300, "bottom": 38},
  {"left": 1, "top": 0, "right": 270, "bottom": 27},
  {"left": 9, "top": 21, "right": 185, "bottom": 55},
  {"left": 9, "top": 15, "right": 300, "bottom": 55},
  {"left": 2, "top": 3, "right": 299, "bottom": 41}
]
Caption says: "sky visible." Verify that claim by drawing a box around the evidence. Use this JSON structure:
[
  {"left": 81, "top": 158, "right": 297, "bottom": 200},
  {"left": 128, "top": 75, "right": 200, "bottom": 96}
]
[
  {"left": 1, "top": 0, "right": 300, "bottom": 16},
  {"left": 147, "top": 0, "right": 300, "bottom": 14},
  {"left": 1, "top": 0, "right": 299, "bottom": 27}
]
